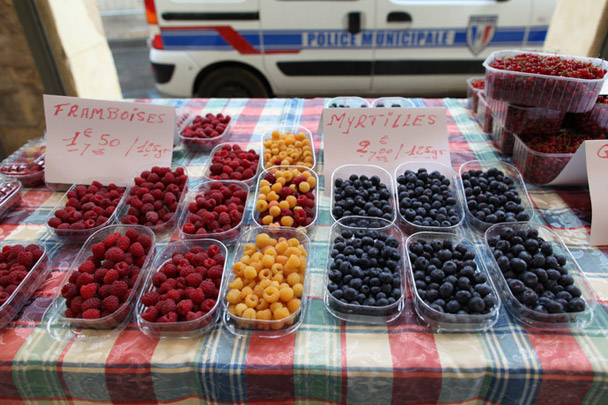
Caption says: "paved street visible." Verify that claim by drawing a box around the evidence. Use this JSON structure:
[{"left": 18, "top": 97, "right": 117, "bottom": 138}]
[{"left": 109, "top": 39, "right": 161, "bottom": 99}]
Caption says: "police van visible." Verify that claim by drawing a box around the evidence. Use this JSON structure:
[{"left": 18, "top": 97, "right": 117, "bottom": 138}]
[{"left": 144, "top": 0, "right": 557, "bottom": 98}]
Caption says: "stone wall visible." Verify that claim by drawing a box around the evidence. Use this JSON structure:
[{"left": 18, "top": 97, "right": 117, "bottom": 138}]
[{"left": 0, "top": 0, "right": 46, "bottom": 159}]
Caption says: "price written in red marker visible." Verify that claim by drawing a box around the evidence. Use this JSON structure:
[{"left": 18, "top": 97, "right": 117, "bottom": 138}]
[
  {"left": 62, "top": 128, "right": 171, "bottom": 159},
  {"left": 356, "top": 136, "right": 447, "bottom": 163}
]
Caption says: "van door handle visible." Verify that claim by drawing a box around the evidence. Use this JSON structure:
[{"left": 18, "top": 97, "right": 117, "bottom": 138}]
[
  {"left": 348, "top": 12, "right": 361, "bottom": 34},
  {"left": 387, "top": 11, "right": 412, "bottom": 23}
]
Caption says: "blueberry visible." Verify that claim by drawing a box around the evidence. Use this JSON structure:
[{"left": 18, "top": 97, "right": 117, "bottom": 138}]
[
  {"left": 567, "top": 297, "right": 585, "bottom": 312},
  {"left": 468, "top": 296, "right": 485, "bottom": 313},
  {"left": 439, "top": 282, "right": 454, "bottom": 298}
]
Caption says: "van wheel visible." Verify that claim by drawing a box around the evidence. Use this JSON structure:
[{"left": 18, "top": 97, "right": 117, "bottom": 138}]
[{"left": 196, "top": 67, "right": 271, "bottom": 98}]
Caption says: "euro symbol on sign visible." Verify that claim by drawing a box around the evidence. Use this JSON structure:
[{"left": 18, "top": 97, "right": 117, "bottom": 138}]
[{"left": 597, "top": 144, "right": 608, "bottom": 159}]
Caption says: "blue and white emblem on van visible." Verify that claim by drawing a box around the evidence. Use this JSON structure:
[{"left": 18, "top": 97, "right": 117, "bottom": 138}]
[{"left": 466, "top": 15, "right": 498, "bottom": 55}]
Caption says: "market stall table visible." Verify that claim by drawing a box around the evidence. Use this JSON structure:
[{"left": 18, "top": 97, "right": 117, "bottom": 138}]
[{"left": 1, "top": 98, "right": 607, "bottom": 404}]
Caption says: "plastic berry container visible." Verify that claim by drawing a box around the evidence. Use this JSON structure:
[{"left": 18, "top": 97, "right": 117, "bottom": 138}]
[
  {"left": 135, "top": 239, "right": 229, "bottom": 338},
  {"left": 330, "top": 164, "right": 396, "bottom": 224},
  {"left": 48, "top": 224, "right": 156, "bottom": 330},
  {"left": 177, "top": 180, "right": 250, "bottom": 243},
  {"left": 0, "top": 138, "right": 45, "bottom": 187},
  {"left": 405, "top": 232, "right": 501, "bottom": 331},
  {"left": 492, "top": 102, "right": 565, "bottom": 136},
  {"left": 564, "top": 100, "right": 608, "bottom": 137},
  {"left": 221, "top": 226, "right": 312, "bottom": 338},
  {"left": 483, "top": 50, "right": 608, "bottom": 113},
  {"left": 371, "top": 97, "right": 415, "bottom": 108},
  {"left": 0, "top": 176, "right": 22, "bottom": 220},
  {"left": 0, "top": 244, "right": 50, "bottom": 330},
  {"left": 261, "top": 124, "right": 316, "bottom": 170},
  {"left": 179, "top": 113, "right": 233, "bottom": 152},
  {"left": 458, "top": 160, "right": 535, "bottom": 233},
  {"left": 252, "top": 165, "right": 319, "bottom": 236},
  {"left": 46, "top": 183, "right": 128, "bottom": 243},
  {"left": 476, "top": 92, "right": 493, "bottom": 133},
  {"left": 511, "top": 133, "right": 573, "bottom": 185},
  {"left": 466, "top": 76, "right": 485, "bottom": 113},
  {"left": 326, "top": 96, "right": 370, "bottom": 108},
  {"left": 324, "top": 216, "right": 406, "bottom": 324},
  {"left": 117, "top": 164, "right": 190, "bottom": 236},
  {"left": 490, "top": 116, "right": 515, "bottom": 156},
  {"left": 201, "top": 142, "right": 263, "bottom": 188},
  {"left": 484, "top": 222, "right": 596, "bottom": 330},
  {"left": 393, "top": 161, "right": 465, "bottom": 235}
]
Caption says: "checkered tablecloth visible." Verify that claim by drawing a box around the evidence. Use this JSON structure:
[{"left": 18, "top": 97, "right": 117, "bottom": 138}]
[{"left": 1, "top": 98, "right": 607, "bottom": 405}]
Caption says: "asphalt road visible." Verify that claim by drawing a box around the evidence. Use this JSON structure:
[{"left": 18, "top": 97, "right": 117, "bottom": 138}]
[{"left": 109, "top": 40, "right": 161, "bottom": 99}]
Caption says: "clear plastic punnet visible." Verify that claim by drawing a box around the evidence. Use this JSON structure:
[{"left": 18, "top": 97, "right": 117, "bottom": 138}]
[
  {"left": 483, "top": 50, "right": 608, "bottom": 112},
  {"left": 46, "top": 183, "right": 128, "bottom": 243},
  {"left": 0, "top": 243, "right": 50, "bottom": 330},
  {"left": 490, "top": 114, "right": 515, "bottom": 156},
  {"left": 251, "top": 165, "right": 318, "bottom": 236},
  {"left": 47, "top": 224, "right": 156, "bottom": 331},
  {"left": 117, "top": 164, "right": 190, "bottom": 236},
  {"left": 512, "top": 133, "right": 573, "bottom": 185},
  {"left": 261, "top": 124, "right": 316, "bottom": 170},
  {"left": 0, "top": 176, "right": 22, "bottom": 220},
  {"left": 458, "top": 160, "right": 535, "bottom": 232},
  {"left": 491, "top": 101, "right": 565, "bottom": 136},
  {"left": 324, "top": 217, "right": 405, "bottom": 324},
  {"left": 201, "top": 142, "right": 262, "bottom": 188},
  {"left": 135, "top": 239, "right": 229, "bottom": 338},
  {"left": 221, "top": 226, "right": 312, "bottom": 338},
  {"left": 177, "top": 180, "right": 250, "bottom": 243},
  {"left": 466, "top": 76, "right": 485, "bottom": 113},
  {"left": 406, "top": 231, "right": 501, "bottom": 331},
  {"left": 371, "top": 97, "right": 415, "bottom": 108},
  {"left": 484, "top": 222, "right": 596, "bottom": 330},
  {"left": 393, "top": 161, "right": 465, "bottom": 235},
  {"left": 330, "top": 164, "right": 396, "bottom": 224},
  {"left": 326, "top": 96, "right": 370, "bottom": 108},
  {"left": 179, "top": 113, "right": 233, "bottom": 152},
  {"left": 0, "top": 138, "right": 45, "bottom": 187},
  {"left": 476, "top": 91, "right": 493, "bottom": 133}
]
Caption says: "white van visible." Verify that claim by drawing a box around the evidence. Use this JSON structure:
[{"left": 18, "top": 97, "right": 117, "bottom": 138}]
[{"left": 144, "top": 0, "right": 557, "bottom": 97}]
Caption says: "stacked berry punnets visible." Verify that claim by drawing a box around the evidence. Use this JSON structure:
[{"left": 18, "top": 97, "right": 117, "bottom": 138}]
[
  {"left": 136, "top": 240, "right": 227, "bottom": 337},
  {"left": 55, "top": 225, "right": 155, "bottom": 329},
  {"left": 0, "top": 244, "right": 48, "bottom": 329},
  {"left": 483, "top": 51, "right": 608, "bottom": 112}
]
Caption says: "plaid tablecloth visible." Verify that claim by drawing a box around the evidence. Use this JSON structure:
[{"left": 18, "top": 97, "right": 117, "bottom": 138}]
[{"left": 1, "top": 98, "right": 607, "bottom": 405}]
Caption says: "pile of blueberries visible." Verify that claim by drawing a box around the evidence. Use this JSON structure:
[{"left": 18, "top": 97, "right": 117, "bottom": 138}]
[
  {"left": 327, "top": 223, "right": 402, "bottom": 312},
  {"left": 375, "top": 103, "right": 404, "bottom": 107},
  {"left": 332, "top": 174, "right": 393, "bottom": 220},
  {"left": 488, "top": 226, "right": 586, "bottom": 314},
  {"left": 328, "top": 103, "right": 367, "bottom": 108},
  {"left": 396, "top": 168, "right": 461, "bottom": 228},
  {"left": 461, "top": 168, "right": 530, "bottom": 224},
  {"left": 409, "top": 238, "right": 497, "bottom": 315}
]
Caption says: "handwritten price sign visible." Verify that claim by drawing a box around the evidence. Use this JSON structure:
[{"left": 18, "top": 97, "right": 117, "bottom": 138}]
[
  {"left": 44, "top": 95, "right": 175, "bottom": 186},
  {"left": 322, "top": 107, "right": 450, "bottom": 180}
]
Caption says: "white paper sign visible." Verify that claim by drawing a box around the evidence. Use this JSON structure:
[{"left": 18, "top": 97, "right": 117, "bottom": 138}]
[
  {"left": 547, "top": 144, "right": 589, "bottom": 186},
  {"left": 322, "top": 107, "right": 450, "bottom": 179},
  {"left": 586, "top": 140, "right": 608, "bottom": 246},
  {"left": 44, "top": 95, "right": 175, "bottom": 186}
]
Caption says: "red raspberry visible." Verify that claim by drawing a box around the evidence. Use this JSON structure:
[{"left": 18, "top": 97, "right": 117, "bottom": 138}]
[
  {"left": 167, "top": 289, "right": 181, "bottom": 302},
  {"left": 141, "top": 306, "right": 158, "bottom": 322},
  {"left": 93, "top": 268, "right": 108, "bottom": 283},
  {"left": 76, "top": 273, "right": 95, "bottom": 288},
  {"left": 116, "top": 236, "right": 131, "bottom": 252},
  {"left": 177, "top": 299, "right": 193, "bottom": 316},
  {"left": 17, "top": 251, "right": 33, "bottom": 268},
  {"left": 137, "top": 234, "right": 153, "bottom": 251},
  {"left": 111, "top": 280, "right": 128, "bottom": 298},
  {"left": 186, "top": 273, "right": 203, "bottom": 287},
  {"left": 103, "top": 269, "right": 120, "bottom": 285},
  {"left": 115, "top": 262, "right": 130, "bottom": 277},
  {"left": 70, "top": 296, "right": 83, "bottom": 313},
  {"left": 91, "top": 242, "right": 106, "bottom": 260},
  {"left": 125, "top": 228, "right": 140, "bottom": 242},
  {"left": 103, "top": 232, "right": 121, "bottom": 248},
  {"left": 81, "top": 297, "right": 101, "bottom": 312},
  {"left": 160, "top": 299, "right": 177, "bottom": 315},
  {"left": 141, "top": 291, "right": 159, "bottom": 307},
  {"left": 105, "top": 247, "right": 124, "bottom": 262},
  {"left": 159, "top": 312, "right": 178, "bottom": 323},
  {"left": 152, "top": 272, "right": 167, "bottom": 288},
  {"left": 98, "top": 284, "right": 112, "bottom": 298},
  {"left": 82, "top": 309, "right": 100, "bottom": 319},
  {"left": 102, "top": 295, "right": 120, "bottom": 312},
  {"left": 129, "top": 242, "right": 145, "bottom": 258},
  {"left": 78, "top": 260, "right": 96, "bottom": 276},
  {"left": 200, "top": 279, "right": 217, "bottom": 298},
  {"left": 189, "top": 288, "right": 205, "bottom": 304},
  {"left": 201, "top": 299, "right": 216, "bottom": 313},
  {"left": 207, "top": 265, "right": 223, "bottom": 280},
  {"left": 61, "top": 283, "right": 78, "bottom": 299},
  {"left": 80, "top": 283, "right": 97, "bottom": 300}
]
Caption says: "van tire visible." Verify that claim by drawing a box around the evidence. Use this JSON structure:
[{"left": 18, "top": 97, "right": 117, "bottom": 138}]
[{"left": 196, "top": 67, "right": 270, "bottom": 98}]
